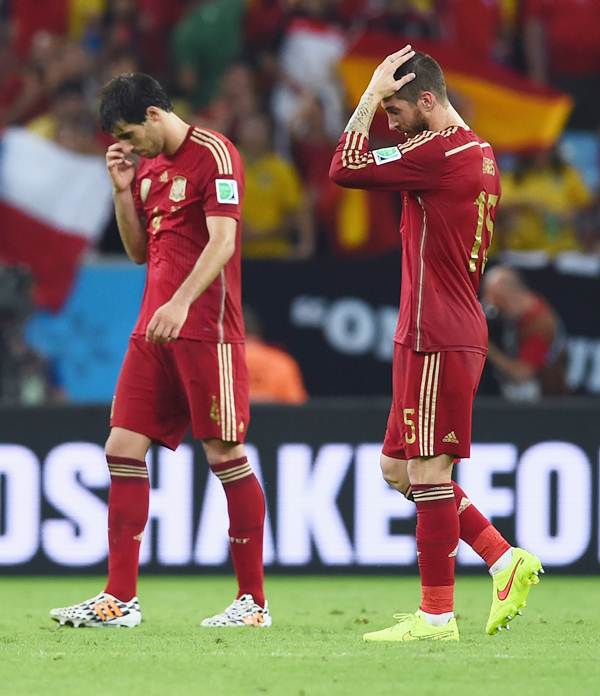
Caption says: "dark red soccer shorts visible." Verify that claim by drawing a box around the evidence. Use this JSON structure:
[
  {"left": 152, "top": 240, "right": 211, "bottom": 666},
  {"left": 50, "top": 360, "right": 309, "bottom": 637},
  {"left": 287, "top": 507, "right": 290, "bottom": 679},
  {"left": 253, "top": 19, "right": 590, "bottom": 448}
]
[
  {"left": 382, "top": 343, "right": 486, "bottom": 461},
  {"left": 111, "top": 336, "right": 249, "bottom": 450}
]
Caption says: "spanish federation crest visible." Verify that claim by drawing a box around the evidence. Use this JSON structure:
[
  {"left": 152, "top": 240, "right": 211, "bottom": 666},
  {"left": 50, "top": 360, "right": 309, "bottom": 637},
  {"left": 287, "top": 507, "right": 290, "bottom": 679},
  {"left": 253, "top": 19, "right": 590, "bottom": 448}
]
[{"left": 169, "top": 176, "right": 187, "bottom": 202}]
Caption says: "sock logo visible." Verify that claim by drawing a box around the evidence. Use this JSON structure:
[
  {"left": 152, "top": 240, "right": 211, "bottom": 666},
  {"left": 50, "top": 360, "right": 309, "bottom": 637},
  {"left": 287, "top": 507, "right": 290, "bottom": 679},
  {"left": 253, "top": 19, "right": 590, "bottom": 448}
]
[
  {"left": 442, "top": 431, "right": 459, "bottom": 444},
  {"left": 457, "top": 497, "right": 471, "bottom": 515},
  {"left": 497, "top": 557, "right": 524, "bottom": 601},
  {"left": 229, "top": 536, "right": 250, "bottom": 544}
]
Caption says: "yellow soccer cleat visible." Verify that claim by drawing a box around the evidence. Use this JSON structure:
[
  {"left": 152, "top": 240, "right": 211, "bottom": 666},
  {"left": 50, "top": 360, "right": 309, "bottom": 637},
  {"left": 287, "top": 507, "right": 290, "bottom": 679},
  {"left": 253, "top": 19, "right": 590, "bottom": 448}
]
[
  {"left": 363, "top": 611, "right": 459, "bottom": 643},
  {"left": 486, "top": 547, "right": 543, "bottom": 635}
]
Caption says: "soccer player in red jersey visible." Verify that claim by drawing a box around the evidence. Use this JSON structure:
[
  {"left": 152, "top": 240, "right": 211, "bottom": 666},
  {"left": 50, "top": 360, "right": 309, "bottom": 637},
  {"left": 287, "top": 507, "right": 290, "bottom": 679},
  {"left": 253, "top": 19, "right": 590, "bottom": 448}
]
[
  {"left": 50, "top": 74, "right": 270, "bottom": 629},
  {"left": 330, "top": 46, "right": 542, "bottom": 641}
]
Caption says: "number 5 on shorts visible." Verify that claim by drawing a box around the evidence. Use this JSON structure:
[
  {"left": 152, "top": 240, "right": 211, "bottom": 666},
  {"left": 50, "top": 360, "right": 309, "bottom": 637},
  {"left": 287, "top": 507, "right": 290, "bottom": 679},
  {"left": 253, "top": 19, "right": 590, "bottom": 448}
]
[{"left": 403, "top": 408, "right": 416, "bottom": 445}]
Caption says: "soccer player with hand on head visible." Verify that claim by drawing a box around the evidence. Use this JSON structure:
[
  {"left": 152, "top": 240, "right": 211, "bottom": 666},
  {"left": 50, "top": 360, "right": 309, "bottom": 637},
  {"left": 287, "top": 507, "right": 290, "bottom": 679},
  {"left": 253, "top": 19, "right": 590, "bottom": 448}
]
[
  {"left": 50, "top": 74, "right": 270, "bottom": 629},
  {"left": 330, "top": 46, "right": 542, "bottom": 641}
]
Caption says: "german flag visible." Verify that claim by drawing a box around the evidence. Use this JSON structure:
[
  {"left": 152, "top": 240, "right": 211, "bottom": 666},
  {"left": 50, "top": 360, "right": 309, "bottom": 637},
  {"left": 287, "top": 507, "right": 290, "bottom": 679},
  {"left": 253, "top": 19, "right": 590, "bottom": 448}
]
[{"left": 338, "top": 33, "right": 572, "bottom": 152}]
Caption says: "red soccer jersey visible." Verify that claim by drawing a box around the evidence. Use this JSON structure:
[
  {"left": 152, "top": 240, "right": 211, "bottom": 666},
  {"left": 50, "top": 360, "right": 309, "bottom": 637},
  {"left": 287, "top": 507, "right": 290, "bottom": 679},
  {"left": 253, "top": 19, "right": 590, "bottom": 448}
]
[
  {"left": 330, "top": 126, "right": 501, "bottom": 354},
  {"left": 131, "top": 126, "right": 245, "bottom": 343}
]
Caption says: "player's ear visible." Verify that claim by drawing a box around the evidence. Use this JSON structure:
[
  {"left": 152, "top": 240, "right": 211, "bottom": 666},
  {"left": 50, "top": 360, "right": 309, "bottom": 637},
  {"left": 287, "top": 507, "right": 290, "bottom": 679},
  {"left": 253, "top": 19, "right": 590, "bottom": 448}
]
[
  {"left": 419, "top": 91, "right": 435, "bottom": 112},
  {"left": 145, "top": 106, "right": 161, "bottom": 123}
]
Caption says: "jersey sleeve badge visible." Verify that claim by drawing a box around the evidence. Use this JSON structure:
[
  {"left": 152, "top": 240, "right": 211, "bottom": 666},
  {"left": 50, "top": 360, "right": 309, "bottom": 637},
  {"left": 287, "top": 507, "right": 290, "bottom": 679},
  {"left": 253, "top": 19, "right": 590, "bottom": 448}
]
[
  {"left": 373, "top": 146, "right": 402, "bottom": 166},
  {"left": 216, "top": 179, "right": 239, "bottom": 204}
]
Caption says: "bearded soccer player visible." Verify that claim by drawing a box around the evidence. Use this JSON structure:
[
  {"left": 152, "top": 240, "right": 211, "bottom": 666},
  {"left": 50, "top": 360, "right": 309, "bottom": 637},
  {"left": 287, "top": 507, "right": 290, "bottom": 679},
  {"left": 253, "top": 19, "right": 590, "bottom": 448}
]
[
  {"left": 50, "top": 74, "right": 270, "bottom": 629},
  {"left": 330, "top": 46, "right": 542, "bottom": 641}
]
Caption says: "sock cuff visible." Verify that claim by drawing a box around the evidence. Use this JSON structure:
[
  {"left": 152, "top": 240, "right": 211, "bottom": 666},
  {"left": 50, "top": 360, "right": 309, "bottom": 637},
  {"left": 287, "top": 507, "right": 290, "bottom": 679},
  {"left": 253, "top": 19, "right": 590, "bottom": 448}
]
[
  {"left": 106, "top": 455, "right": 148, "bottom": 480},
  {"left": 412, "top": 483, "right": 454, "bottom": 504},
  {"left": 210, "top": 457, "right": 253, "bottom": 486},
  {"left": 472, "top": 525, "right": 511, "bottom": 567},
  {"left": 421, "top": 585, "right": 455, "bottom": 614}
]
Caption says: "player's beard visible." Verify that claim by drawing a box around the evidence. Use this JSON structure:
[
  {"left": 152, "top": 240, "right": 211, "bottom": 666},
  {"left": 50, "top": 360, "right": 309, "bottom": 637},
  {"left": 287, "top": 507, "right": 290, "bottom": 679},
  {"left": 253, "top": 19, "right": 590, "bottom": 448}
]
[{"left": 403, "top": 111, "right": 429, "bottom": 139}]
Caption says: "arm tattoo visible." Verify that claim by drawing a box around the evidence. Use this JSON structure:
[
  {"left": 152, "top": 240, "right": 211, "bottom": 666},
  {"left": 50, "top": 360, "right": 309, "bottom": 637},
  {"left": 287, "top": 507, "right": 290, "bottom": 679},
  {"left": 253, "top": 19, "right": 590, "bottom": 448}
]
[{"left": 344, "top": 91, "right": 378, "bottom": 136}]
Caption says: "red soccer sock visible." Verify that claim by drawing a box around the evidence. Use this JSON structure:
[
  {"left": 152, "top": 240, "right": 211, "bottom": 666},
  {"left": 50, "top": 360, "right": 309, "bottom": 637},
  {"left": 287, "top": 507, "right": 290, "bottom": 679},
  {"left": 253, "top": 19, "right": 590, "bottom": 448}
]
[
  {"left": 412, "top": 483, "right": 459, "bottom": 614},
  {"left": 211, "top": 457, "right": 266, "bottom": 607},
  {"left": 452, "top": 482, "right": 511, "bottom": 567},
  {"left": 104, "top": 455, "right": 149, "bottom": 602}
]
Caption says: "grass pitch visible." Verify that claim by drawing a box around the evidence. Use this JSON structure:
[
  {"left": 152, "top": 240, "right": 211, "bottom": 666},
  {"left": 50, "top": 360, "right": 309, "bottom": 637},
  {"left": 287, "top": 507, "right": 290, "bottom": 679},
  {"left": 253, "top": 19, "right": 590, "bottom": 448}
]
[{"left": 1, "top": 576, "right": 598, "bottom": 696}]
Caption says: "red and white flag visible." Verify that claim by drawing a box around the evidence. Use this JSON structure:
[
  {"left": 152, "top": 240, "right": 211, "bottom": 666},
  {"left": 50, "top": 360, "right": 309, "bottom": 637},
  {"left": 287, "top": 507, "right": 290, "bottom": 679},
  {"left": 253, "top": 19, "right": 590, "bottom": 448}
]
[{"left": 0, "top": 128, "right": 113, "bottom": 310}]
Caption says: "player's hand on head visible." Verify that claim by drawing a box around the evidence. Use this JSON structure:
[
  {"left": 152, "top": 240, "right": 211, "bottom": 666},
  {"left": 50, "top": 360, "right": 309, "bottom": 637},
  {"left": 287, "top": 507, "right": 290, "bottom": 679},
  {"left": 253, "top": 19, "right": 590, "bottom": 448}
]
[
  {"left": 367, "top": 44, "right": 416, "bottom": 100},
  {"left": 106, "top": 143, "right": 136, "bottom": 193},
  {"left": 145, "top": 299, "right": 190, "bottom": 345}
]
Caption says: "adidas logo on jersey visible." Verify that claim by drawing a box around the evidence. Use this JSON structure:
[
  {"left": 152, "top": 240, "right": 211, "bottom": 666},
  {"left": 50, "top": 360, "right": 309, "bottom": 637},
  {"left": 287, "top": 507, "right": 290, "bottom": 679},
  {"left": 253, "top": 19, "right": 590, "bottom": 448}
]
[{"left": 442, "top": 431, "right": 459, "bottom": 444}]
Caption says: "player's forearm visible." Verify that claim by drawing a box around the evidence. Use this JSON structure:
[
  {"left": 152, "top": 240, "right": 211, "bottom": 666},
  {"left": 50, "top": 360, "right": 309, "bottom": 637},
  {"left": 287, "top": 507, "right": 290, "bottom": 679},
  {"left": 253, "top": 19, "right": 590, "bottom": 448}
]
[
  {"left": 113, "top": 190, "right": 147, "bottom": 264},
  {"left": 170, "top": 234, "right": 235, "bottom": 308},
  {"left": 344, "top": 90, "right": 379, "bottom": 136}
]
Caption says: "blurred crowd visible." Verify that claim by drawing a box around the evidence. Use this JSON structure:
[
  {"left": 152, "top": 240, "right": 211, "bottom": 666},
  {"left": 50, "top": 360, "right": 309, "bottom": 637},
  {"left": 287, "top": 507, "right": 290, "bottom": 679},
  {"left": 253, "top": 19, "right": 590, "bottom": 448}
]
[{"left": 0, "top": 0, "right": 599, "bottom": 260}]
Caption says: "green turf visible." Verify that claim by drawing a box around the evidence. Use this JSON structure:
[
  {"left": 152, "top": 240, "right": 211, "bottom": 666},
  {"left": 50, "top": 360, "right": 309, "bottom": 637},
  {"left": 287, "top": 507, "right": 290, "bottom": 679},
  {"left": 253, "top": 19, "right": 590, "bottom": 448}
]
[{"left": 0, "top": 576, "right": 598, "bottom": 696}]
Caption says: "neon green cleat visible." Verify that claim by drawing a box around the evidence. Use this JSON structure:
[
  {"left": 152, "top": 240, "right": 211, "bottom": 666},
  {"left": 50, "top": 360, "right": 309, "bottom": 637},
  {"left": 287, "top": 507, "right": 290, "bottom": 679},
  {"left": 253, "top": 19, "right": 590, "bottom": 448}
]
[
  {"left": 363, "top": 611, "right": 459, "bottom": 643},
  {"left": 486, "top": 547, "right": 543, "bottom": 635}
]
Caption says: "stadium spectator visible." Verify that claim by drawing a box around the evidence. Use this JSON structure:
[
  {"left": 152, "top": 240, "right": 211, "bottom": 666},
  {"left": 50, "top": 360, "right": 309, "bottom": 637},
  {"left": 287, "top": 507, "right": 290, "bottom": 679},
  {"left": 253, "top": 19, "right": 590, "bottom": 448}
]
[
  {"left": 496, "top": 148, "right": 593, "bottom": 255},
  {"left": 366, "top": 0, "right": 439, "bottom": 41},
  {"left": 575, "top": 198, "right": 600, "bottom": 256},
  {"left": 271, "top": 0, "right": 347, "bottom": 153},
  {"left": 244, "top": 306, "right": 308, "bottom": 404},
  {"left": 0, "top": 264, "right": 65, "bottom": 406},
  {"left": 26, "top": 79, "right": 101, "bottom": 154},
  {"left": 522, "top": 0, "right": 600, "bottom": 128},
  {"left": 438, "top": 0, "right": 515, "bottom": 64},
  {"left": 483, "top": 265, "right": 569, "bottom": 400},
  {"left": 290, "top": 92, "right": 340, "bottom": 254},
  {"left": 9, "top": 0, "right": 68, "bottom": 58},
  {"left": 239, "top": 112, "right": 315, "bottom": 259},
  {"left": 171, "top": 0, "right": 246, "bottom": 108},
  {"left": 197, "top": 63, "right": 261, "bottom": 143}
]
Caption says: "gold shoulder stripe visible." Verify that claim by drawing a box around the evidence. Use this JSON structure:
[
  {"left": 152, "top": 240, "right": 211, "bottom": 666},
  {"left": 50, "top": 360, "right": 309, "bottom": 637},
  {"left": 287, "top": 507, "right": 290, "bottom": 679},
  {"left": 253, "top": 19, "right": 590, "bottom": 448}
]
[
  {"left": 193, "top": 128, "right": 232, "bottom": 171},
  {"left": 193, "top": 128, "right": 232, "bottom": 175},
  {"left": 191, "top": 133, "right": 225, "bottom": 175},
  {"left": 398, "top": 130, "right": 438, "bottom": 156},
  {"left": 398, "top": 130, "right": 434, "bottom": 151},
  {"left": 440, "top": 126, "right": 459, "bottom": 137}
]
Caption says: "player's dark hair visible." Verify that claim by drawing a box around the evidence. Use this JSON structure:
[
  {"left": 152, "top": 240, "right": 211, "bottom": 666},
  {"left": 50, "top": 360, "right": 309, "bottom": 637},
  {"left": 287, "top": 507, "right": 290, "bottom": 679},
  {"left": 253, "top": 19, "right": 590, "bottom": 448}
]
[
  {"left": 99, "top": 73, "right": 173, "bottom": 132},
  {"left": 393, "top": 52, "right": 448, "bottom": 104}
]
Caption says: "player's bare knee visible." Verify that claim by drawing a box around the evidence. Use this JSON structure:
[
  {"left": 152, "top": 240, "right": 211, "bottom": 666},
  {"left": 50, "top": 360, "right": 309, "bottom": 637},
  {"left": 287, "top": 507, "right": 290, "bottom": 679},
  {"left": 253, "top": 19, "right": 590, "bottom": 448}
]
[
  {"left": 202, "top": 438, "right": 245, "bottom": 465},
  {"left": 380, "top": 456, "right": 411, "bottom": 497},
  {"left": 105, "top": 427, "right": 150, "bottom": 461},
  {"left": 407, "top": 454, "right": 454, "bottom": 484}
]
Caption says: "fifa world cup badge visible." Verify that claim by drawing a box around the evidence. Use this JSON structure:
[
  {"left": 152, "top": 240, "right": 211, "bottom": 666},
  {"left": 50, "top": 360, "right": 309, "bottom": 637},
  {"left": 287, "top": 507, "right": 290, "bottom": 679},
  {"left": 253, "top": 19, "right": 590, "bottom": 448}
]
[
  {"left": 373, "top": 146, "right": 402, "bottom": 165},
  {"left": 216, "top": 179, "right": 239, "bottom": 204}
]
